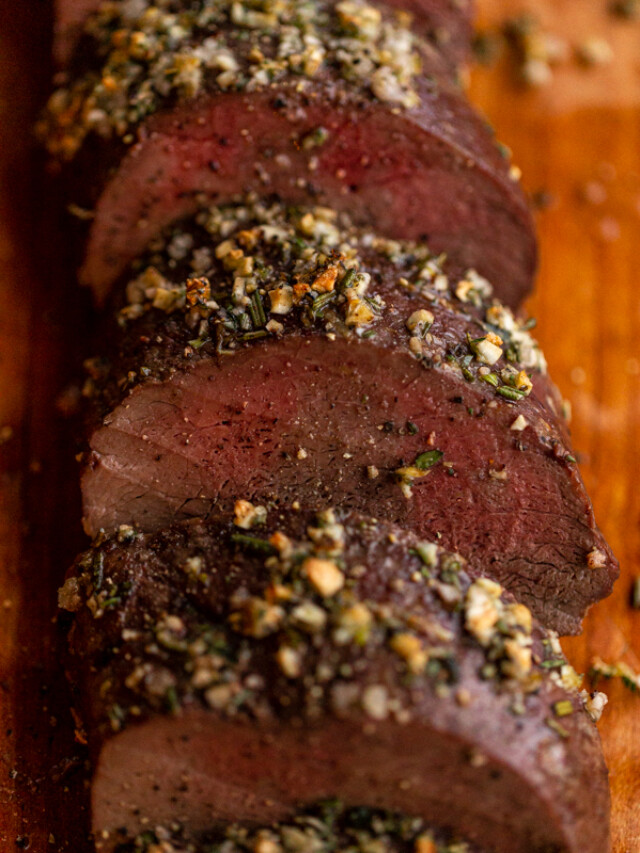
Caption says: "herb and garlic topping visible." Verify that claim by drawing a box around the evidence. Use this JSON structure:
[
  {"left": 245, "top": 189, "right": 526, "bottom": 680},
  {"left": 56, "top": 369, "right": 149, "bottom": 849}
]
[
  {"left": 87, "top": 196, "right": 547, "bottom": 411},
  {"left": 119, "top": 198, "right": 386, "bottom": 347},
  {"left": 60, "top": 508, "right": 597, "bottom": 736},
  {"left": 114, "top": 800, "right": 478, "bottom": 853},
  {"left": 41, "top": 0, "right": 425, "bottom": 160}
]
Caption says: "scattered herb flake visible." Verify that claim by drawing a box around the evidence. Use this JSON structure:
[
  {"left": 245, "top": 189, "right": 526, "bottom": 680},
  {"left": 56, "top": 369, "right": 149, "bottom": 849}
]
[
  {"left": 230, "top": 532, "right": 277, "bottom": 556},
  {"left": 166, "top": 686, "right": 180, "bottom": 714},
  {"left": 497, "top": 386, "right": 525, "bottom": 402},
  {"left": 540, "top": 658, "right": 565, "bottom": 670},
  {"left": 545, "top": 717, "right": 570, "bottom": 738},
  {"left": 249, "top": 291, "right": 267, "bottom": 328},
  {"left": 414, "top": 450, "right": 444, "bottom": 470}
]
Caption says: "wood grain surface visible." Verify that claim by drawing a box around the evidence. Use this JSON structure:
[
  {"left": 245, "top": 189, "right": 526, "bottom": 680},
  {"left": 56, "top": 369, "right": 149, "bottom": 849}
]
[{"left": 0, "top": 0, "right": 638, "bottom": 850}]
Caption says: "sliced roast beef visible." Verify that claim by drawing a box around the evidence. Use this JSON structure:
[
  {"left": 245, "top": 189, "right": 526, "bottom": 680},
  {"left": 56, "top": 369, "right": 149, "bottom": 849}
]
[
  {"left": 79, "top": 199, "right": 616, "bottom": 634},
  {"left": 60, "top": 510, "right": 610, "bottom": 853},
  {"left": 53, "top": 0, "right": 474, "bottom": 69},
  {"left": 41, "top": 0, "right": 534, "bottom": 307},
  {"left": 112, "top": 801, "right": 484, "bottom": 853}
]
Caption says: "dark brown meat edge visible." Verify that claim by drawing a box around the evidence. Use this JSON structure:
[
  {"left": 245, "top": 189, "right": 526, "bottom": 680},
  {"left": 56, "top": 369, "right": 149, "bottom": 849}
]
[
  {"left": 79, "top": 205, "right": 617, "bottom": 635},
  {"left": 53, "top": 0, "right": 475, "bottom": 70},
  {"left": 61, "top": 511, "right": 610, "bottom": 853}
]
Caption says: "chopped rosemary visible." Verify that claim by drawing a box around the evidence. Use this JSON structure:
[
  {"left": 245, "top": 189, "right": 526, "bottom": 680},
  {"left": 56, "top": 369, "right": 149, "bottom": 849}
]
[
  {"left": 497, "top": 386, "right": 525, "bottom": 402},
  {"left": 165, "top": 686, "right": 180, "bottom": 714},
  {"left": 238, "top": 312, "right": 252, "bottom": 332},
  {"left": 409, "top": 541, "right": 438, "bottom": 568},
  {"left": 92, "top": 552, "right": 105, "bottom": 593},
  {"left": 338, "top": 268, "right": 356, "bottom": 292},
  {"left": 249, "top": 291, "right": 267, "bottom": 328},
  {"left": 590, "top": 657, "right": 640, "bottom": 693},
  {"left": 230, "top": 532, "right": 277, "bottom": 556},
  {"left": 480, "top": 372, "right": 499, "bottom": 387},
  {"left": 108, "top": 704, "right": 126, "bottom": 728},
  {"left": 462, "top": 367, "right": 474, "bottom": 382},
  {"left": 188, "top": 336, "right": 210, "bottom": 349},
  {"left": 240, "top": 330, "right": 269, "bottom": 341},
  {"left": 540, "top": 658, "right": 565, "bottom": 669},
  {"left": 302, "top": 126, "right": 330, "bottom": 149},
  {"left": 414, "top": 450, "right": 444, "bottom": 470},
  {"left": 311, "top": 291, "right": 337, "bottom": 316}
]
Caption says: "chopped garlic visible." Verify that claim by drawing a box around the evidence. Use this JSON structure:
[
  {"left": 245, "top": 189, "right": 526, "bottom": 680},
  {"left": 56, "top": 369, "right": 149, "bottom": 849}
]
[
  {"left": 582, "top": 690, "right": 608, "bottom": 723},
  {"left": 277, "top": 646, "right": 303, "bottom": 678},
  {"left": 268, "top": 285, "right": 294, "bottom": 315},
  {"left": 587, "top": 548, "right": 607, "bottom": 570},
  {"left": 510, "top": 414, "right": 528, "bottom": 431},
  {"left": 474, "top": 338, "right": 503, "bottom": 366},
  {"left": 345, "top": 299, "right": 375, "bottom": 326},
  {"left": 291, "top": 601, "right": 327, "bottom": 633},
  {"left": 336, "top": 1, "right": 382, "bottom": 38},
  {"left": 234, "top": 499, "right": 267, "bottom": 530},
  {"left": 406, "top": 308, "right": 434, "bottom": 333},
  {"left": 465, "top": 578, "right": 503, "bottom": 645},
  {"left": 361, "top": 684, "right": 389, "bottom": 720},
  {"left": 502, "top": 638, "right": 532, "bottom": 678},
  {"left": 304, "top": 557, "right": 345, "bottom": 596},
  {"left": 390, "top": 632, "right": 428, "bottom": 673}
]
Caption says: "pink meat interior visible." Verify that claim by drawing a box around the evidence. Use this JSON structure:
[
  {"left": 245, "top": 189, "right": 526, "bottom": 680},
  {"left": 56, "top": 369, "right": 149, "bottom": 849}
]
[
  {"left": 93, "top": 710, "right": 567, "bottom": 853},
  {"left": 83, "top": 336, "right": 606, "bottom": 630}
]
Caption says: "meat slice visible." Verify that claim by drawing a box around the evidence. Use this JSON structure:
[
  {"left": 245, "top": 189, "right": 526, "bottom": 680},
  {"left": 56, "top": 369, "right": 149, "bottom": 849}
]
[
  {"left": 111, "top": 801, "right": 484, "bottom": 853},
  {"left": 60, "top": 510, "right": 610, "bottom": 853},
  {"left": 41, "top": 0, "right": 534, "bottom": 307},
  {"left": 80, "top": 199, "right": 617, "bottom": 634},
  {"left": 53, "top": 0, "right": 474, "bottom": 69}
]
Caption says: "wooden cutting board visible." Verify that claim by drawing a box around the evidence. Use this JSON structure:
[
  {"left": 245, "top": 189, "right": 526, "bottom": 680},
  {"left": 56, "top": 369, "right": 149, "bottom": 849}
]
[{"left": 0, "top": 0, "right": 638, "bottom": 849}]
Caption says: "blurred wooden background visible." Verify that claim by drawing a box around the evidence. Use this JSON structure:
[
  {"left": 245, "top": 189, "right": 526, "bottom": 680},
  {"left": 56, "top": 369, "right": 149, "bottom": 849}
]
[
  {"left": 0, "top": 0, "right": 638, "bottom": 849},
  {"left": 472, "top": 2, "right": 640, "bottom": 849}
]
